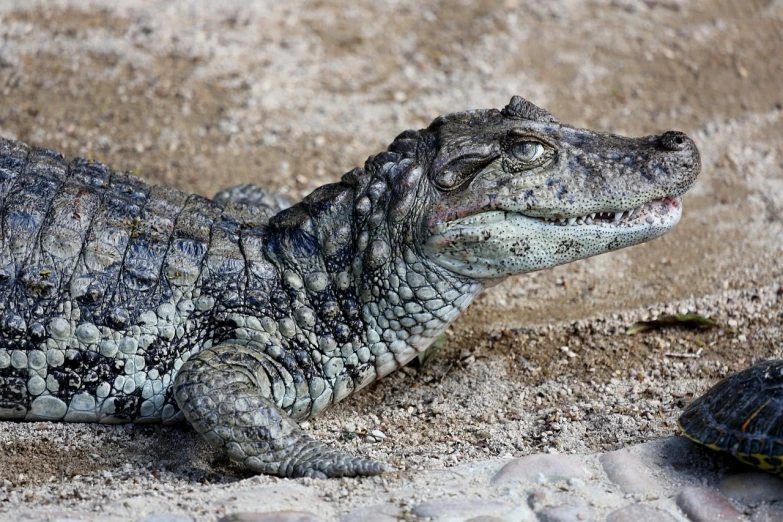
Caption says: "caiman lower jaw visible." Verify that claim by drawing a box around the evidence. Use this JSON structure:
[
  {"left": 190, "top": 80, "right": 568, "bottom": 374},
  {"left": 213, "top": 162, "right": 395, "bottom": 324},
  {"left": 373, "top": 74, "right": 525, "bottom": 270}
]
[{"left": 423, "top": 196, "right": 684, "bottom": 279}]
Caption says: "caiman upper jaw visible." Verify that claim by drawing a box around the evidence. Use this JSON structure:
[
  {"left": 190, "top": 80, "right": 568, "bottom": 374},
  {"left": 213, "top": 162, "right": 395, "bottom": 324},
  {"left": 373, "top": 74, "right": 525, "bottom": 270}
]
[
  {"left": 536, "top": 196, "right": 682, "bottom": 227},
  {"left": 493, "top": 127, "right": 698, "bottom": 224},
  {"left": 537, "top": 196, "right": 682, "bottom": 227}
]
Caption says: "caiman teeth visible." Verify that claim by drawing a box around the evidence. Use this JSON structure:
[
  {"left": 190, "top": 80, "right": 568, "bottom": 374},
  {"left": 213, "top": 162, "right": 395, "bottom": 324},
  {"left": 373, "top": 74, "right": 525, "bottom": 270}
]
[
  {"left": 525, "top": 204, "right": 653, "bottom": 227},
  {"left": 535, "top": 200, "right": 667, "bottom": 227}
]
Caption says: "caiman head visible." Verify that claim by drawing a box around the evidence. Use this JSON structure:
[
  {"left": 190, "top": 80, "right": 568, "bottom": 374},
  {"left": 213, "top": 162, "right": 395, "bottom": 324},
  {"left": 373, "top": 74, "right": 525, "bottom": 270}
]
[{"left": 366, "top": 95, "right": 701, "bottom": 281}]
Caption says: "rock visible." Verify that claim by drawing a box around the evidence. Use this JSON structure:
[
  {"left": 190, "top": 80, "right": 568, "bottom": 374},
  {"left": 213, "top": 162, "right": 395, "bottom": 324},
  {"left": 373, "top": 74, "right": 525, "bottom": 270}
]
[
  {"left": 676, "top": 486, "right": 745, "bottom": 522},
  {"left": 537, "top": 503, "right": 597, "bottom": 522},
  {"left": 11, "top": 512, "right": 101, "bottom": 522},
  {"left": 411, "top": 497, "right": 513, "bottom": 519},
  {"left": 606, "top": 503, "right": 678, "bottom": 522},
  {"left": 527, "top": 489, "right": 596, "bottom": 522},
  {"left": 341, "top": 504, "right": 400, "bottom": 522},
  {"left": 599, "top": 450, "right": 660, "bottom": 495},
  {"left": 215, "top": 486, "right": 334, "bottom": 519},
  {"left": 136, "top": 515, "right": 194, "bottom": 522},
  {"left": 719, "top": 472, "right": 783, "bottom": 504},
  {"left": 751, "top": 502, "right": 783, "bottom": 522},
  {"left": 217, "top": 512, "right": 325, "bottom": 522},
  {"left": 491, "top": 454, "right": 591, "bottom": 485}
]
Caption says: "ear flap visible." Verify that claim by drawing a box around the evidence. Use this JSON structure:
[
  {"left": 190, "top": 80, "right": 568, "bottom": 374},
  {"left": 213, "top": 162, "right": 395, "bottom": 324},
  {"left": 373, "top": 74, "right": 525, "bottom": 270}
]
[
  {"left": 433, "top": 154, "right": 495, "bottom": 190},
  {"left": 501, "top": 96, "right": 560, "bottom": 123}
]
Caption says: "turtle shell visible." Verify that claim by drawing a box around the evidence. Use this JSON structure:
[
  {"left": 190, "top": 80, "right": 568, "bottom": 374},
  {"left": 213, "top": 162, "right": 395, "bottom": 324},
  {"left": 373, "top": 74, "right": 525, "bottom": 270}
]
[{"left": 678, "top": 359, "right": 783, "bottom": 475}]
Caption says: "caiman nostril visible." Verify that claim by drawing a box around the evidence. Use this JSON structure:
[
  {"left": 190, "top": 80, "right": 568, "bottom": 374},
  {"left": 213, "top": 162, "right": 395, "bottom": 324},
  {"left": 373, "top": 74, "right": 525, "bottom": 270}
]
[{"left": 660, "top": 130, "right": 690, "bottom": 151}]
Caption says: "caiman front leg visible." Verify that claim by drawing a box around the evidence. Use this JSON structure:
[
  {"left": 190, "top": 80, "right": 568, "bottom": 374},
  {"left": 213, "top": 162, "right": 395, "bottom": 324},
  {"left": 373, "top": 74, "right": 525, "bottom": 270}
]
[
  {"left": 173, "top": 343, "right": 384, "bottom": 478},
  {"left": 213, "top": 184, "right": 292, "bottom": 227},
  {"left": 214, "top": 184, "right": 291, "bottom": 213}
]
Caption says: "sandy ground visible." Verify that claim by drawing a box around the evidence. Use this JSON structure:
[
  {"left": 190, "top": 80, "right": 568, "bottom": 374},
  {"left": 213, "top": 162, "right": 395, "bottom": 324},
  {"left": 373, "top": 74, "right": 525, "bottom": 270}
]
[{"left": 0, "top": 0, "right": 782, "bottom": 519}]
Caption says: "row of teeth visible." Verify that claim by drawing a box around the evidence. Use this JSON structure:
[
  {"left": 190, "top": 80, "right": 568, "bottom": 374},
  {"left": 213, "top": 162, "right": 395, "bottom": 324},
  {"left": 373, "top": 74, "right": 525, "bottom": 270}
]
[{"left": 542, "top": 208, "right": 642, "bottom": 226}]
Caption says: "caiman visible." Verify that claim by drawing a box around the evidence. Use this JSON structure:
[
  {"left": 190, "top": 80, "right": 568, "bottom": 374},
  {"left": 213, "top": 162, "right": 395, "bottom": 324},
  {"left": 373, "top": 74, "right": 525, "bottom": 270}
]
[{"left": 0, "top": 96, "right": 700, "bottom": 478}]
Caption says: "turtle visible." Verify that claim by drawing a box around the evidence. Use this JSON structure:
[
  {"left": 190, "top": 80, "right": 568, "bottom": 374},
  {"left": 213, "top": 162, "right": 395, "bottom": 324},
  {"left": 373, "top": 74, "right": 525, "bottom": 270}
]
[{"left": 678, "top": 359, "right": 783, "bottom": 475}]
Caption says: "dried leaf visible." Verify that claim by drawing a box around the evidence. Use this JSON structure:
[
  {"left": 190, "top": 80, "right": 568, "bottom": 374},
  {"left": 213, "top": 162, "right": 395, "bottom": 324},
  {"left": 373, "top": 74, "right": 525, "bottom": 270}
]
[{"left": 626, "top": 314, "right": 716, "bottom": 335}]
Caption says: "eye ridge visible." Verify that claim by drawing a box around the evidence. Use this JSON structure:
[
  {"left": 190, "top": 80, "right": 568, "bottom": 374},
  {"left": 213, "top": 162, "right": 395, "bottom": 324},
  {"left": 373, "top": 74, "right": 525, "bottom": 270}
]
[{"left": 511, "top": 141, "right": 545, "bottom": 163}]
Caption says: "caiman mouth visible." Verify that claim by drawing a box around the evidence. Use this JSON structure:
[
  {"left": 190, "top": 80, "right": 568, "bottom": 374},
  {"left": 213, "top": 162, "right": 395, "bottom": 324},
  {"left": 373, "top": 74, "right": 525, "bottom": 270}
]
[
  {"left": 424, "top": 195, "right": 684, "bottom": 278},
  {"left": 439, "top": 195, "right": 683, "bottom": 232},
  {"left": 530, "top": 196, "right": 682, "bottom": 228}
]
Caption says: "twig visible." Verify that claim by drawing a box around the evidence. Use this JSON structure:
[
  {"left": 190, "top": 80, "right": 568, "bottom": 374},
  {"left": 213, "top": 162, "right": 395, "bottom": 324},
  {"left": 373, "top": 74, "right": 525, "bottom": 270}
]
[
  {"left": 438, "top": 361, "right": 455, "bottom": 384},
  {"left": 664, "top": 348, "right": 703, "bottom": 359}
]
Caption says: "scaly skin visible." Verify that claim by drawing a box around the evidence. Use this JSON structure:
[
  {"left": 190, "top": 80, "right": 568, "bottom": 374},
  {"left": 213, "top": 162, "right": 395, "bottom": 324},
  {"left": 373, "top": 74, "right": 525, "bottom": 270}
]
[
  {"left": 679, "top": 359, "right": 783, "bottom": 476},
  {"left": 0, "top": 97, "right": 700, "bottom": 478}
]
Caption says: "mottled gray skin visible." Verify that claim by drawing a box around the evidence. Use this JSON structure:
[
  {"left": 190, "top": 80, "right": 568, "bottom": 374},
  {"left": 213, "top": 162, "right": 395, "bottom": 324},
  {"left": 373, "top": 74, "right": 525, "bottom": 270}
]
[
  {"left": 679, "top": 359, "right": 783, "bottom": 475},
  {"left": 0, "top": 97, "right": 700, "bottom": 478}
]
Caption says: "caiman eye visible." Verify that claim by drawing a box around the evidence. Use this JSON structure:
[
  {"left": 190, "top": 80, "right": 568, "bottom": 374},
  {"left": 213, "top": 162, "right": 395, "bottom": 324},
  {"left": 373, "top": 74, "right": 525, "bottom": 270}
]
[{"left": 511, "top": 141, "right": 545, "bottom": 163}]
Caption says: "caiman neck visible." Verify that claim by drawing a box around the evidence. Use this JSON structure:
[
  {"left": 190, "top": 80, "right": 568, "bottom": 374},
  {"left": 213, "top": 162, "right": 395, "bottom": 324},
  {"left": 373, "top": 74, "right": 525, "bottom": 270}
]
[{"left": 259, "top": 166, "right": 484, "bottom": 381}]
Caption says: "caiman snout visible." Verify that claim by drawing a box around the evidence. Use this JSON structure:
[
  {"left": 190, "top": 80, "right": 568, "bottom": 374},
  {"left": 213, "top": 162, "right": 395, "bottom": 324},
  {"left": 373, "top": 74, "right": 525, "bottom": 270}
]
[
  {"left": 658, "top": 130, "right": 693, "bottom": 152},
  {"left": 654, "top": 130, "right": 700, "bottom": 195}
]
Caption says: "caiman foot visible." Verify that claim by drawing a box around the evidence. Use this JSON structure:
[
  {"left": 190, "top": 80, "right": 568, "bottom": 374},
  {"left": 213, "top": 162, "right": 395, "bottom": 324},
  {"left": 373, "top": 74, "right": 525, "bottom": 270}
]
[
  {"left": 248, "top": 430, "right": 386, "bottom": 479},
  {"left": 173, "top": 343, "right": 385, "bottom": 478}
]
